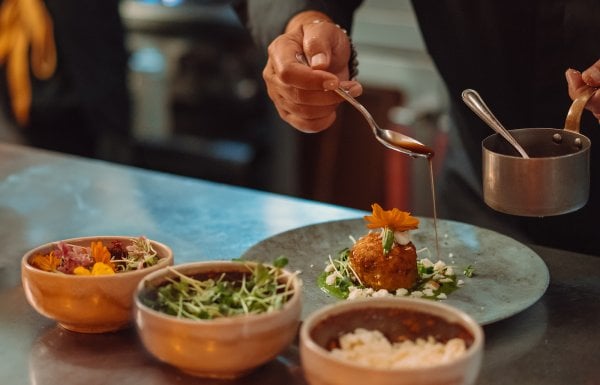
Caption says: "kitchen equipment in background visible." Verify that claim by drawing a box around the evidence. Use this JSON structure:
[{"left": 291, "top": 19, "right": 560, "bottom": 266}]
[
  {"left": 482, "top": 87, "right": 596, "bottom": 217},
  {"left": 121, "top": 1, "right": 273, "bottom": 189}
]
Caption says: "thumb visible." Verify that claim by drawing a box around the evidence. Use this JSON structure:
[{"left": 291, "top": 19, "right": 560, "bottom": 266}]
[
  {"left": 302, "top": 31, "right": 334, "bottom": 71},
  {"left": 565, "top": 68, "right": 586, "bottom": 99},
  {"left": 301, "top": 21, "right": 347, "bottom": 72}
]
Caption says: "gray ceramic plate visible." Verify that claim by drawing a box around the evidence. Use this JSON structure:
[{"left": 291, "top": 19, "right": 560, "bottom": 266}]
[{"left": 241, "top": 217, "right": 549, "bottom": 325}]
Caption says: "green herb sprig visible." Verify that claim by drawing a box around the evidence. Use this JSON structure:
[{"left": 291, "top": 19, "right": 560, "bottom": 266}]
[{"left": 142, "top": 257, "right": 296, "bottom": 320}]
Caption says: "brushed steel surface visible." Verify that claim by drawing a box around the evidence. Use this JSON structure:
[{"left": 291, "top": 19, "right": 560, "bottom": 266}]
[{"left": 0, "top": 143, "right": 598, "bottom": 385}]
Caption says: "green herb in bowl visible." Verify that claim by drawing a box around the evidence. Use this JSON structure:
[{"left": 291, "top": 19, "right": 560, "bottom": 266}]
[
  {"left": 141, "top": 257, "right": 297, "bottom": 320},
  {"left": 133, "top": 258, "right": 303, "bottom": 379}
]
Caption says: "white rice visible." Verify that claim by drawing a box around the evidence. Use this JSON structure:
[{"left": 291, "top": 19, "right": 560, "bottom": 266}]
[{"left": 330, "top": 328, "right": 467, "bottom": 369}]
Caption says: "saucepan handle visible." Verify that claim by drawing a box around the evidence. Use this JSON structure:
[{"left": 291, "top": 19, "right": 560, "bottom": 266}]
[{"left": 564, "top": 86, "right": 598, "bottom": 133}]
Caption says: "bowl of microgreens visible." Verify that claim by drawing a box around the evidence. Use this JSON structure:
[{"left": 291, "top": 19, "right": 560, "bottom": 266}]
[
  {"left": 134, "top": 257, "right": 302, "bottom": 379},
  {"left": 21, "top": 236, "right": 173, "bottom": 333}
]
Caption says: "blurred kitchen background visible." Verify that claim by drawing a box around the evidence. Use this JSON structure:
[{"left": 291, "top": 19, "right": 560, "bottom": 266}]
[{"left": 1, "top": 0, "right": 450, "bottom": 217}]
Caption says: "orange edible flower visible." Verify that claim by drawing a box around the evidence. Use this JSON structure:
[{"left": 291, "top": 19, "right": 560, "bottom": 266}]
[
  {"left": 30, "top": 251, "right": 60, "bottom": 272},
  {"left": 90, "top": 241, "right": 113, "bottom": 270},
  {"left": 73, "top": 266, "right": 91, "bottom": 276},
  {"left": 90, "top": 262, "right": 115, "bottom": 275},
  {"left": 364, "top": 203, "right": 419, "bottom": 232},
  {"left": 73, "top": 262, "right": 115, "bottom": 276}
]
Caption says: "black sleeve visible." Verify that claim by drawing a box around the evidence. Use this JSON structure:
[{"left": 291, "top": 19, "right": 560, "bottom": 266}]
[{"left": 233, "top": 0, "right": 363, "bottom": 50}]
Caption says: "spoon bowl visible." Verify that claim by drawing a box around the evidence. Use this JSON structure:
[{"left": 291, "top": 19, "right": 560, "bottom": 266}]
[{"left": 333, "top": 88, "right": 434, "bottom": 158}]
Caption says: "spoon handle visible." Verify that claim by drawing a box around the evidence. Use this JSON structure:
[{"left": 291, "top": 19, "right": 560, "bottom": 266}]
[{"left": 462, "top": 89, "right": 530, "bottom": 159}]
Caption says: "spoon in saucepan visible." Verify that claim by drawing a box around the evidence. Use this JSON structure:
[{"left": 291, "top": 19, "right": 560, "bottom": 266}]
[
  {"left": 462, "top": 88, "right": 530, "bottom": 158},
  {"left": 296, "top": 53, "right": 434, "bottom": 159}
]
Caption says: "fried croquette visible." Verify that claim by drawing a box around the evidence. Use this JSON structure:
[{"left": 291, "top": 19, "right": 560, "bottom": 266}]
[{"left": 349, "top": 232, "right": 418, "bottom": 291}]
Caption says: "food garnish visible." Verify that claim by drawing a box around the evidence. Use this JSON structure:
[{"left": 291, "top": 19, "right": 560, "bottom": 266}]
[
  {"left": 318, "top": 247, "right": 468, "bottom": 300},
  {"left": 141, "top": 257, "right": 297, "bottom": 320},
  {"left": 364, "top": 203, "right": 419, "bottom": 255},
  {"left": 463, "top": 264, "right": 476, "bottom": 278},
  {"left": 318, "top": 203, "right": 473, "bottom": 300},
  {"left": 30, "top": 236, "right": 160, "bottom": 275}
]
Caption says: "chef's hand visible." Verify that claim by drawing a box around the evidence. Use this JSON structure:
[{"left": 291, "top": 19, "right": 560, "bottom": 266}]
[
  {"left": 565, "top": 60, "right": 600, "bottom": 121},
  {"left": 263, "top": 10, "right": 362, "bottom": 133}
]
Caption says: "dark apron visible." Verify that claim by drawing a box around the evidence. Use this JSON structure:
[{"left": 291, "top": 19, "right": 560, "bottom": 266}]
[{"left": 411, "top": 0, "right": 600, "bottom": 254}]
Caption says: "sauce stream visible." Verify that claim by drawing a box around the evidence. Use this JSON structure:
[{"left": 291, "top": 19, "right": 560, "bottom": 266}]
[{"left": 428, "top": 158, "right": 440, "bottom": 259}]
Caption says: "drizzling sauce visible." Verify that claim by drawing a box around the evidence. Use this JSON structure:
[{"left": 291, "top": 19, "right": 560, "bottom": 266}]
[
  {"left": 393, "top": 140, "right": 435, "bottom": 158},
  {"left": 428, "top": 158, "right": 440, "bottom": 259}
]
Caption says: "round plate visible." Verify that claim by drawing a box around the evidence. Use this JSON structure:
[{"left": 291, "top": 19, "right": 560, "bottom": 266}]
[{"left": 241, "top": 217, "right": 549, "bottom": 325}]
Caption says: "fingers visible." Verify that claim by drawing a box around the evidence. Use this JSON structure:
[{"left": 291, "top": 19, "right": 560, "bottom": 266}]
[
  {"left": 263, "top": 20, "right": 357, "bottom": 132},
  {"left": 566, "top": 67, "right": 600, "bottom": 120},
  {"left": 263, "top": 58, "right": 340, "bottom": 133},
  {"left": 581, "top": 58, "right": 600, "bottom": 87},
  {"left": 565, "top": 68, "right": 587, "bottom": 99},
  {"left": 339, "top": 80, "right": 363, "bottom": 98}
]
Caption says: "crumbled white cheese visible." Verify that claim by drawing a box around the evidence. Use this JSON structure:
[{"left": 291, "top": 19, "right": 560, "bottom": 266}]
[
  {"left": 393, "top": 230, "right": 411, "bottom": 246},
  {"left": 395, "top": 288, "right": 409, "bottom": 296},
  {"left": 325, "top": 271, "right": 342, "bottom": 285},
  {"left": 421, "top": 258, "right": 434, "bottom": 268},
  {"left": 330, "top": 329, "right": 467, "bottom": 369},
  {"left": 348, "top": 286, "right": 376, "bottom": 300},
  {"left": 424, "top": 281, "right": 440, "bottom": 291},
  {"left": 434, "top": 260, "right": 446, "bottom": 272},
  {"left": 372, "top": 289, "right": 392, "bottom": 298}
]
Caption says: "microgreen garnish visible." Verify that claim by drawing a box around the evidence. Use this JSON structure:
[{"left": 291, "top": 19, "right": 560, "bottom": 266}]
[
  {"left": 463, "top": 265, "right": 475, "bottom": 278},
  {"left": 319, "top": 248, "right": 471, "bottom": 301},
  {"left": 142, "top": 260, "right": 297, "bottom": 320}
]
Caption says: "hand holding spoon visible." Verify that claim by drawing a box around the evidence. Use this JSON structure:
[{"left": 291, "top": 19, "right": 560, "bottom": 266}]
[{"left": 296, "top": 52, "right": 434, "bottom": 158}]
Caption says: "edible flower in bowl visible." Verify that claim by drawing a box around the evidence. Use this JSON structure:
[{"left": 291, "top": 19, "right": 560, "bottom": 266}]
[
  {"left": 21, "top": 236, "right": 173, "bottom": 333},
  {"left": 30, "top": 236, "right": 161, "bottom": 275}
]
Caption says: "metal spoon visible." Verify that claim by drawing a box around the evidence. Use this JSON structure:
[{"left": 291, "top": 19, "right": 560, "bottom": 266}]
[
  {"left": 296, "top": 53, "right": 433, "bottom": 158},
  {"left": 462, "top": 89, "right": 530, "bottom": 158}
]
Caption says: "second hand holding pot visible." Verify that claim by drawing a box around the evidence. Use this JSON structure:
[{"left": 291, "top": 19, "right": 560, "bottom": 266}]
[{"left": 464, "top": 87, "right": 597, "bottom": 217}]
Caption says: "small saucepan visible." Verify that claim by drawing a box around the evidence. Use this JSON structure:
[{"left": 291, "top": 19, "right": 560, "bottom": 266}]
[{"left": 482, "top": 87, "right": 597, "bottom": 217}]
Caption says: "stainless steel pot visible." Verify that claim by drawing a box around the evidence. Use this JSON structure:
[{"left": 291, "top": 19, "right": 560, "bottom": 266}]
[{"left": 482, "top": 87, "right": 597, "bottom": 217}]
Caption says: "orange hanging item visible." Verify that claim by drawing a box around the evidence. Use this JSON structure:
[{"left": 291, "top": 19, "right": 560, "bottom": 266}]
[{"left": 0, "top": 0, "right": 57, "bottom": 126}]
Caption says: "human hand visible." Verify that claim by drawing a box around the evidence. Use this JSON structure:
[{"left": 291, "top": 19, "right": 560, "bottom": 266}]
[
  {"left": 263, "top": 11, "right": 362, "bottom": 132},
  {"left": 565, "top": 60, "right": 600, "bottom": 122}
]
